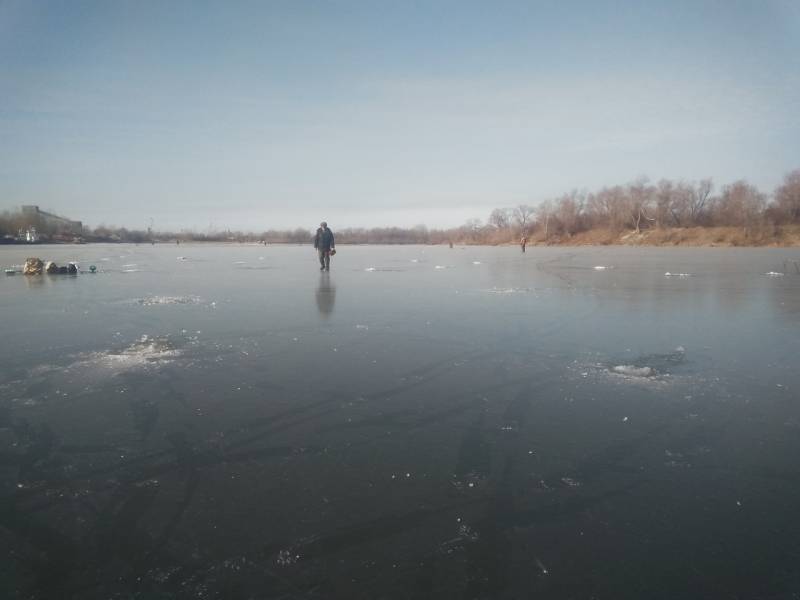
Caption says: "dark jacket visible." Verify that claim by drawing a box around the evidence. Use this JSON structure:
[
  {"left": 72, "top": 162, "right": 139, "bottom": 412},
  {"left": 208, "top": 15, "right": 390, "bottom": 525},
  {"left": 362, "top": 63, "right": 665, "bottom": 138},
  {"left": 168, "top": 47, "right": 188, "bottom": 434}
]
[{"left": 314, "top": 228, "right": 335, "bottom": 251}]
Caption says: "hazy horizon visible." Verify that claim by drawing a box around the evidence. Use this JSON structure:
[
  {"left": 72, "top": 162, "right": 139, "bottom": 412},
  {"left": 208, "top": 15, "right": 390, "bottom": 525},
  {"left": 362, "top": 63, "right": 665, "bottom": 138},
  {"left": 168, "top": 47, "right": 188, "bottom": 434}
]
[{"left": 2, "top": 1, "right": 799, "bottom": 231}]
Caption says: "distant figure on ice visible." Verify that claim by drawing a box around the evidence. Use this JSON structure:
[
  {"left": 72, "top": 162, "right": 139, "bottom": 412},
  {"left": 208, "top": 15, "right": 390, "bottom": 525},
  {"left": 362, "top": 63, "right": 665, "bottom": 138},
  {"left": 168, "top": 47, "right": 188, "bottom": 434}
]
[
  {"left": 314, "top": 221, "right": 336, "bottom": 271},
  {"left": 520, "top": 235, "right": 527, "bottom": 253}
]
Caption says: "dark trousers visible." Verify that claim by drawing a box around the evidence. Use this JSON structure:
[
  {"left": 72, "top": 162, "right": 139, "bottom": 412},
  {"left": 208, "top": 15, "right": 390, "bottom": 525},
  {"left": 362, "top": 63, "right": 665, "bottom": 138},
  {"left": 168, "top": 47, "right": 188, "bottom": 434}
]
[{"left": 318, "top": 250, "right": 330, "bottom": 270}]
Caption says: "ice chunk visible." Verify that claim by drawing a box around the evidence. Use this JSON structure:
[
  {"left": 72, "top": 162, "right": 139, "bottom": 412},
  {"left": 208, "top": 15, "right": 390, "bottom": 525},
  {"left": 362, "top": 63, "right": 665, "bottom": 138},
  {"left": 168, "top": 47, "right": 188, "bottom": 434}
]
[
  {"left": 612, "top": 365, "right": 653, "bottom": 377},
  {"left": 765, "top": 271, "right": 784, "bottom": 277},
  {"left": 593, "top": 265, "right": 608, "bottom": 270},
  {"left": 137, "top": 295, "right": 202, "bottom": 306}
]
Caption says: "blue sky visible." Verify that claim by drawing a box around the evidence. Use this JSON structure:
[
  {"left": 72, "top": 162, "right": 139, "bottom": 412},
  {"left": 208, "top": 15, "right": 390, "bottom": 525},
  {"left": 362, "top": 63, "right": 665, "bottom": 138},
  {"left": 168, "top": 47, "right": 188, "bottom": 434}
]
[{"left": 1, "top": 1, "right": 798, "bottom": 230}]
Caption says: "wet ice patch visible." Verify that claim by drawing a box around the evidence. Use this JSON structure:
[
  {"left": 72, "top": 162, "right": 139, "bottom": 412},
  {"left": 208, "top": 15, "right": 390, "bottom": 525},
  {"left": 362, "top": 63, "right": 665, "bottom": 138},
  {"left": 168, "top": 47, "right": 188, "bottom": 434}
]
[
  {"left": 275, "top": 549, "right": 300, "bottom": 567},
  {"left": 437, "top": 521, "right": 480, "bottom": 555},
  {"left": 581, "top": 346, "right": 688, "bottom": 384},
  {"left": 608, "top": 348, "right": 685, "bottom": 380},
  {"left": 11, "top": 335, "right": 184, "bottom": 400},
  {"left": 450, "top": 471, "right": 487, "bottom": 491},
  {"left": 78, "top": 335, "right": 181, "bottom": 371}
]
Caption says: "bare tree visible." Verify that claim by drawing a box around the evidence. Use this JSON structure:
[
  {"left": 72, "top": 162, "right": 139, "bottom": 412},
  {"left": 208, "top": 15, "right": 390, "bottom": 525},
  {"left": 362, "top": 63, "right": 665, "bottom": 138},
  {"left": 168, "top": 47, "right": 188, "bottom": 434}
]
[
  {"left": 626, "top": 178, "right": 655, "bottom": 233},
  {"left": 689, "top": 179, "right": 713, "bottom": 224},
  {"left": 713, "top": 181, "right": 765, "bottom": 228},
  {"left": 655, "top": 179, "right": 675, "bottom": 227},
  {"left": 512, "top": 204, "right": 536, "bottom": 233},
  {"left": 554, "top": 190, "right": 585, "bottom": 236},
  {"left": 488, "top": 208, "right": 511, "bottom": 229},
  {"left": 536, "top": 200, "right": 554, "bottom": 239},
  {"left": 774, "top": 169, "right": 800, "bottom": 223}
]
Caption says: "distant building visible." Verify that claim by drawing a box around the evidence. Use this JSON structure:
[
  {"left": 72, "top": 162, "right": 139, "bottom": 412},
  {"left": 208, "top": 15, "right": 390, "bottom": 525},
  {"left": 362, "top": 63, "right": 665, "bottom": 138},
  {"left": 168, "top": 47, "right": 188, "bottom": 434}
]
[{"left": 21, "top": 205, "right": 83, "bottom": 234}]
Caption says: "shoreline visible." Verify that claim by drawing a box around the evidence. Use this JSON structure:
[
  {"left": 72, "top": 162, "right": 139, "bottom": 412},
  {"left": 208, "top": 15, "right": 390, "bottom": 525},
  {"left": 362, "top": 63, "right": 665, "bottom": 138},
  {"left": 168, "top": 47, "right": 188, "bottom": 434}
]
[{"left": 3, "top": 226, "right": 800, "bottom": 248}]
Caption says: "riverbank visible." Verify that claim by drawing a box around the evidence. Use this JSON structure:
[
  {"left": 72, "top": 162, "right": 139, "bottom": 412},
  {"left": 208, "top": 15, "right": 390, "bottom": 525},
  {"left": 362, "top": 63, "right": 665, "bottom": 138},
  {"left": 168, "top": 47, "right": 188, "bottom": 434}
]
[{"left": 525, "top": 225, "right": 800, "bottom": 247}]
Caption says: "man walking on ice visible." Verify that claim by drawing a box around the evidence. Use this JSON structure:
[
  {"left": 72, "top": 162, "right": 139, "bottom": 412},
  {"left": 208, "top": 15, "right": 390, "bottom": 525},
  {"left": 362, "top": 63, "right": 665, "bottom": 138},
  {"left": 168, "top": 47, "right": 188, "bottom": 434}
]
[{"left": 314, "top": 221, "right": 336, "bottom": 271}]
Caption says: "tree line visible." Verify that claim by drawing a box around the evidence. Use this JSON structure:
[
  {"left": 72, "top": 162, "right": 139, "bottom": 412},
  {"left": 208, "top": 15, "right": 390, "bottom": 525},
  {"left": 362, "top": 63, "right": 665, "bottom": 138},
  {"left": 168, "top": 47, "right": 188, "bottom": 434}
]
[
  {"left": 2, "top": 168, "right": 798, "bottom": 245},
  {"left": 480, "top": 168, "right": 799, "bottom": 243}
]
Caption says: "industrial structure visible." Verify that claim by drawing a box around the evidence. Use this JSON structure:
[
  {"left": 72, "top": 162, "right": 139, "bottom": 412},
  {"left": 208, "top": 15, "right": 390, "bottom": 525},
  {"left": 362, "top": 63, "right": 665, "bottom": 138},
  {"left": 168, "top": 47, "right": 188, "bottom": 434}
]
[{"left": 21, "top": 205, "right": 83, "bottom": 235}]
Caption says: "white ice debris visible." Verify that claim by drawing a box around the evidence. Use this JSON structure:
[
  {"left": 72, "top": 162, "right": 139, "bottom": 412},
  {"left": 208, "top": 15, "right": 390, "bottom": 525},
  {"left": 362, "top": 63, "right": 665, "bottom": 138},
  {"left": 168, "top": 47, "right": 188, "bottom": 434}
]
[
  {"left": 612, "top": 365, "right": 654, "bottom": 377},
  {"left": 765, "top": 271, "right": 784, "bottom": 277},
  {"left": 472, "top": 261, "right": 482, "bottom": 265},
  {"left": 535, "top": 557, "right": 549, "bottom": 575},
  {"left": 435, "top": 265, "right": 447, "bottom": 270},
  {"left": 138, "top": 295, "right": 202, "bottom": 306},
  {"left": 664, "top": 272, "right": 692, "bottom": 278},
  {"left": 365, "top": 267, "right": 377, "bottom": 272},
  {"left": 593, "top": 265, "right": 608, "bottom": 270}
]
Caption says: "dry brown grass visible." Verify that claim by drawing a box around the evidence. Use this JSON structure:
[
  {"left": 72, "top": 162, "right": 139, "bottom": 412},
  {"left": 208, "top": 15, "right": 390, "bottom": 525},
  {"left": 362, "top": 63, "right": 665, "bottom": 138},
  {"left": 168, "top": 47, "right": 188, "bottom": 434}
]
[{"left": 524, "top": 225, "right": 800, "bottom": 247}]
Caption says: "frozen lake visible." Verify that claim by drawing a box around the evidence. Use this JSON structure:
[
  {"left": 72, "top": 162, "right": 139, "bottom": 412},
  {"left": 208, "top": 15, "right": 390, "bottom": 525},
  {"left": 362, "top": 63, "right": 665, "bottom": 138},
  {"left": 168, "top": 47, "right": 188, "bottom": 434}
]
[{"left": 2, "top": 243, "right": 800, "bottom": 599}]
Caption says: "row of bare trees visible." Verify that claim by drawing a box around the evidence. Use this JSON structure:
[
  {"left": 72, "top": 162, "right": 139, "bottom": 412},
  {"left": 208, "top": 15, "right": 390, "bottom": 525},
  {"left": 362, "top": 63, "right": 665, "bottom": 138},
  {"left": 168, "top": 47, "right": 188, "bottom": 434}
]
[{"left": 479, "top": 169, "right": 800, "bottom": 241}]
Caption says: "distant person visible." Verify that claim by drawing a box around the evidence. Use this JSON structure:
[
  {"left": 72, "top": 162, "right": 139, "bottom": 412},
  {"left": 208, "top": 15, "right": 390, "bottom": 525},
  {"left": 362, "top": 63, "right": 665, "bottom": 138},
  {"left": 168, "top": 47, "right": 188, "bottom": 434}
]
[
  {"left": 314, "top": 221, "right": 335, "bottom": 271},
  {"left": 520, "top": 235, "right": 527, "bottom": 253}
]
